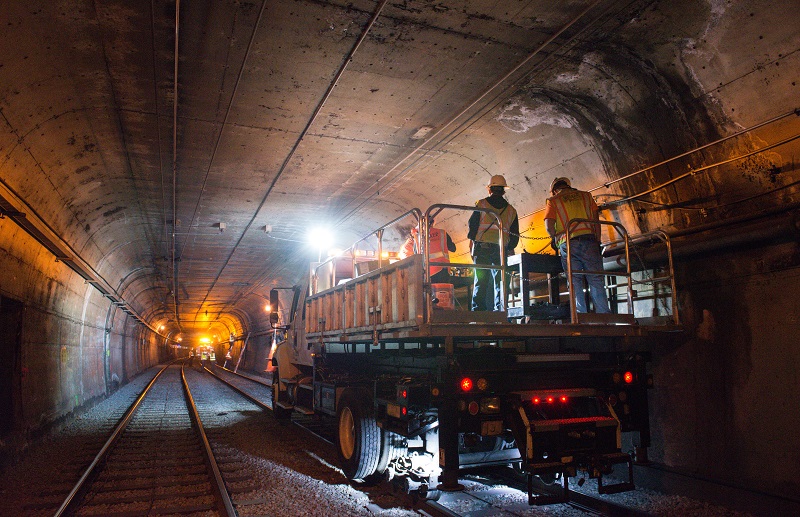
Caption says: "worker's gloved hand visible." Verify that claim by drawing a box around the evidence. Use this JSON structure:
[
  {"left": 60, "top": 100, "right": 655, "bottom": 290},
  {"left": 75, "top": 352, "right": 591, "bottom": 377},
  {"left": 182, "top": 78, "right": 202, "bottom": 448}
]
[
  {"left": 550, "top": 237, "right": 558, "bottom": 253},
  {"left": 506, "top": 247, "right": 515, "bottom": 257}
]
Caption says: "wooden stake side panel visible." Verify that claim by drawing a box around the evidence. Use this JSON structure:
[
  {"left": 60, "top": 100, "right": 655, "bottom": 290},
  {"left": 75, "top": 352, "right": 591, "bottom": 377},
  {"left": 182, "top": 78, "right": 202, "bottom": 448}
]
[{"left": 306, "top": 256, "right": 425, "bottom": 337}]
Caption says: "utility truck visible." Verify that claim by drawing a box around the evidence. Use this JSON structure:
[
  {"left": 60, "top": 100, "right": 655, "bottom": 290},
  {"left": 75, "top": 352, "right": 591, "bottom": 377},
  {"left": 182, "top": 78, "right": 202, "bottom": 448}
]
[{"left": 269, "top": 204, "right": 680, "bottom": 504}]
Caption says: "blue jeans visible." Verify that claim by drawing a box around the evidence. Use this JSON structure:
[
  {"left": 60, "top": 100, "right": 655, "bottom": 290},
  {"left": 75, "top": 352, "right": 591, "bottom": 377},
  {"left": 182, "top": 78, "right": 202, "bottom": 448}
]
[
  {"left": 471, "top": 243, "right": 505, "bottom": 311},
  {"left": 559, "top": 237, "right": 610, "bottom": 314}
]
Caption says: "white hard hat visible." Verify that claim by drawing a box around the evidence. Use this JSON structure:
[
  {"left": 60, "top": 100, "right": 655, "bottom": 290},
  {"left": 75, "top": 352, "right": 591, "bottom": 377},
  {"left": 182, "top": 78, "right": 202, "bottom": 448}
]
[
  {"left": 487, "top": 175, "right": 508, "bottom": 188},
  {"left": 550, "top": 177, "right": 571, "bottom": 194}
]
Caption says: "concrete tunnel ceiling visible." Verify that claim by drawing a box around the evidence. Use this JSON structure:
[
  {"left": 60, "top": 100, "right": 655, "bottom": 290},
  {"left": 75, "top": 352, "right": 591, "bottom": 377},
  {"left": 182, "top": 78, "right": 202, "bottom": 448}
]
[{"left": 0, "top": 0, "right": 798, "bottom": 341}]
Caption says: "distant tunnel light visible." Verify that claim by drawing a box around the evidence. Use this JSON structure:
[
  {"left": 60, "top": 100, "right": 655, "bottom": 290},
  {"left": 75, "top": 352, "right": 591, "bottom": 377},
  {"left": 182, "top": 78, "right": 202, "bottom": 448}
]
[
  {"left": 199, "top": 337, "right": 210, "bottom": 344},
  {"left": 264, "top": 303, "right": 271, "bottom": 312}
]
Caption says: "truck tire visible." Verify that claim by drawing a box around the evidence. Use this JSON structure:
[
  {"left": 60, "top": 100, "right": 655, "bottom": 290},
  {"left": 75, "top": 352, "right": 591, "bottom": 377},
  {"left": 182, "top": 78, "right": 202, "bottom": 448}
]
[{"left": 337, "top": 388, "right": 381, "bottom": 481}]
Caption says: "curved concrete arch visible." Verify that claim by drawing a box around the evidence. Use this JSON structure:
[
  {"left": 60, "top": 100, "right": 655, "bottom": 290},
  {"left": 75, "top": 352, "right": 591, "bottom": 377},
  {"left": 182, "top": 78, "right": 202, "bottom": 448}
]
[{"left": 2, "top": 1, "right": 800, "bottom": 498}]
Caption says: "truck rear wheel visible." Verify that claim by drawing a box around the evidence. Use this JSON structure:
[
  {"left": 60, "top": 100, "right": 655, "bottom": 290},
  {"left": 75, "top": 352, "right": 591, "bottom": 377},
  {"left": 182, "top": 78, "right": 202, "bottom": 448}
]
[{"left": 337, "top": 388, "right": 381, "bottom": 481}]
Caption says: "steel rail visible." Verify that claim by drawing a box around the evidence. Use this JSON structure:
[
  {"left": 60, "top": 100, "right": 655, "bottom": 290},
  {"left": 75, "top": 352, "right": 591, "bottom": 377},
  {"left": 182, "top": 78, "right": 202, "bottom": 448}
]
[
  {"left": 201, "top": 363, "right": 271, "bottom": 412},
  {"left": 488, "top": 468, "right": 652, "bottom": 517},
  {"left": 55, "top": 360, "right": 237, "bottom": 516},
  {"left": 201, "top": 363, "right": 337, "bottom": 445},
  {"left": 53, "top": 362, "right": 174, "bottom": 517},
  {"left": 180, "top": 363, "right": 237, "bottom": 516}
]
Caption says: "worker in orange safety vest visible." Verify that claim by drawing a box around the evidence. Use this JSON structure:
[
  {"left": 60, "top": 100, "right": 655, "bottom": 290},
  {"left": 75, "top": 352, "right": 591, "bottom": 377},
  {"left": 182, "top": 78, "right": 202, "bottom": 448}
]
[
  {"left": 399, "top": 215, "right": 456, "bottom": 283},
  {"left": 544, "top": 177, "right": 610, "bottom": 314}
]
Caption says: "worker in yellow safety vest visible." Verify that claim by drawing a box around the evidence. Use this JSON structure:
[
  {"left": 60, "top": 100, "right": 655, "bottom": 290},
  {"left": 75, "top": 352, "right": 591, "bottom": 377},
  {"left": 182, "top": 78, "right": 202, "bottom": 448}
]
[
  {"left": 399, "top": 215, "right": 456, "bottom": 283},
  {"left": 467, "top": 175, "right": 519, "bottom": 311},
  {"left": 544, "top": 177, "right": 610, "bottom": 314}
]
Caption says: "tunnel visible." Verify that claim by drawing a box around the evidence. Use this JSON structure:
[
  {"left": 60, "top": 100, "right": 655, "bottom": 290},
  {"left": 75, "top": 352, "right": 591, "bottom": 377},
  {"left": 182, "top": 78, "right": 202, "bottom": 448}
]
[{"left": 0, "top": 0, "right": 799, "bottom": 504}]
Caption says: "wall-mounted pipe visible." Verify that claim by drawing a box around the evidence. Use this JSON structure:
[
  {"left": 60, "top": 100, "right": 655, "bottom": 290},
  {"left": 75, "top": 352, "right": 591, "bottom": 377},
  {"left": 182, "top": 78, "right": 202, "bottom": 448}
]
[{"left": 605, "top": 205, "right": 800, "bottom": 270}]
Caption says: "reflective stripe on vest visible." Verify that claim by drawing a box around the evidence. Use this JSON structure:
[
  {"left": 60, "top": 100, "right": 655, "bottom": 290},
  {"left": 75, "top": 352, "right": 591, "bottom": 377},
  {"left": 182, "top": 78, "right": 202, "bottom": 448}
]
[
  {"left": 474, "top": 198, "right": 516, "bottom": 245},
  {"left": 549, "top": 189, "right": 597, "bottom": 246}
]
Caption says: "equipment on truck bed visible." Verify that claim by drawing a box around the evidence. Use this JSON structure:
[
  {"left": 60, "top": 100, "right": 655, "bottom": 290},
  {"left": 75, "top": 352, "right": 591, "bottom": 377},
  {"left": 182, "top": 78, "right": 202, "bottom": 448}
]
[{"left": 270, "top": 204, "right": 680, "bottom": 504}]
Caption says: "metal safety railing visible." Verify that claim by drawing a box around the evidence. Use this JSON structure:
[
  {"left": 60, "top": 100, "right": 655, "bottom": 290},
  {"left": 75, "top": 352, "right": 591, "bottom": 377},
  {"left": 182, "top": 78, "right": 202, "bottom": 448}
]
[
  {"left": 311, "top": 204, "right": 509, "bottom": 318},
  {"left": 565, "top": 219, "right": 631, "bottom": 324},
  {"left": 565, "top": 219, "right": 678, "bottom": 325},
  {"left": 311, "top": 208, "right": 421, "bottom": 295},
  {"left": 601, "top": 228, "right": 679, "bottom": 325}
]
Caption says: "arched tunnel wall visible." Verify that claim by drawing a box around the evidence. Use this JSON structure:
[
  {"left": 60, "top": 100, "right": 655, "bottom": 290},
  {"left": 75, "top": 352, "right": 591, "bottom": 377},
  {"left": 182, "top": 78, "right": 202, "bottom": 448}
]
[
  {"left": 0, "top": 0, "right": 798, "bottom": 501},
  {"left": 0, "top": 219, "right": 163, "bottom": 464}
]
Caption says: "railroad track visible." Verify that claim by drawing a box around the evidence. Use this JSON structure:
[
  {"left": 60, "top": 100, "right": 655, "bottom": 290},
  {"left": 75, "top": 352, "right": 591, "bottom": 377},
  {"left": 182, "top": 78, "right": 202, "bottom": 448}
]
[{"left": 54, "top": 361, "right": 236, "bottom": 516}]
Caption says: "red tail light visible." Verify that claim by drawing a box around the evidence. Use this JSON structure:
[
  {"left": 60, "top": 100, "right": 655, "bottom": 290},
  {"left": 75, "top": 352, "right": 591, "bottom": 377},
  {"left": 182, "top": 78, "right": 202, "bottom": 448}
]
[
  {"left": 624, "top": 371, "right": 634, "bottom": 384},
  {"left": 460, "top": 377, "right": 473, "bottom": 391}
]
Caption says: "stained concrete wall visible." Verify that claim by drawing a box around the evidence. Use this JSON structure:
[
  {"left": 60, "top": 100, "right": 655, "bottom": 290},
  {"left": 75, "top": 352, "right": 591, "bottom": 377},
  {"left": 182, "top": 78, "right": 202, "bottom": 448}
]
[
  {"left": 649, "top": 236, "right": 800, "bottom": 496},
  {"left": 0, "top": 219, "right": 161, "bottom": 464}
]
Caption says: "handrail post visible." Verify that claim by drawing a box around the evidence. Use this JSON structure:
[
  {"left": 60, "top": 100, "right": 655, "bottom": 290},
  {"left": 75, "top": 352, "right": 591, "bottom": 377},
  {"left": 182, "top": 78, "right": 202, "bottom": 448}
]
[
  {"left": 422, "top": 214, "right": 430, "bottom": 286},
  {"left": 565, "top": 227, "right": 577, "bottom": 323},
  {"left": 376, "top": 228, "right": 384, "bottom": 268}
]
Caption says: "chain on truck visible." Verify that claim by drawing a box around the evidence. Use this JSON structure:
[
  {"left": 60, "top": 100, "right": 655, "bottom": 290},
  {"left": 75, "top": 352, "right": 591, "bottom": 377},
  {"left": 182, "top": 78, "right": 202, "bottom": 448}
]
[{"left": 269, "top": 203, "right": 681, "bottom": 505}]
